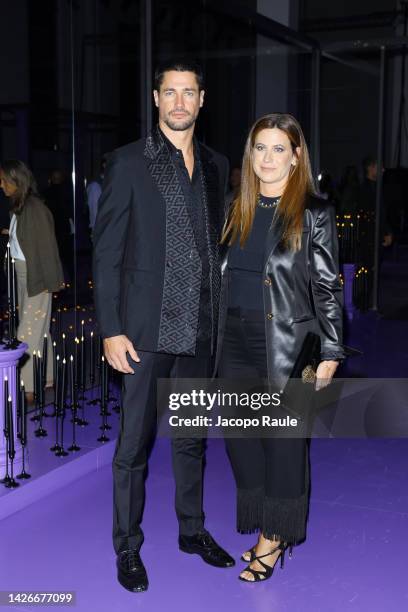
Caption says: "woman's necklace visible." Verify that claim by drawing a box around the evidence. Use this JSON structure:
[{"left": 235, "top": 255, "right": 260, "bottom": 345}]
[{"left": 257, "top": 194, "right": 281, "bottom": 209}]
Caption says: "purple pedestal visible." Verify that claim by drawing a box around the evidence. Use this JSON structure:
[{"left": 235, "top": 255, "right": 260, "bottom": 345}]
[
  {"left": 0, "top": 342, "right": 28, "bottom": 473},
  {"left": 342, "top": 263, "right": 357, "bottom": 321}
]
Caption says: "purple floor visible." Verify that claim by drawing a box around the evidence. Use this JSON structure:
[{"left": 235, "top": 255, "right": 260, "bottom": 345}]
[
  {"left": 1, "top": 438, "right": 407, "bottom": 611},
  {"left": 1, "top": 253, "right": 408, "bottom": 611}
]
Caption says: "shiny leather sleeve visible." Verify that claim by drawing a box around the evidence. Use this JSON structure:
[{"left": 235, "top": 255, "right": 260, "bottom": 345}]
[
  {"left": 310, "top": 204, "right": 346, "bottom": 360},
  {"left": 92, "top": 151, "right": 132, "bottom": 338}
]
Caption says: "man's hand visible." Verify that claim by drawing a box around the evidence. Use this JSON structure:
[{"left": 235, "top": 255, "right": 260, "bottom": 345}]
[
  {"left": 315, "top": 360, "right": 339, "bottom": 391},
  {"left": 103, "top": 335, "right": 140, "bottom": 374}
]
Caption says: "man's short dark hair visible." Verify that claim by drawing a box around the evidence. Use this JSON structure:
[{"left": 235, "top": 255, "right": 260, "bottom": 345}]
[
  {"left": 362, "top": 155, "right": 377, "bottom": 174},
  {"left": 154, "top": 59, "right": 205, "bottom": 92}
]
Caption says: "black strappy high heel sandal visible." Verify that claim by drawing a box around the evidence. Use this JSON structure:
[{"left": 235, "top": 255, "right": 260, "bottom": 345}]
[
  {"left": 241, "top": 541, "right": 293, "bottom": 563},
  {"left": 240, "top": 546, "right": 256, "bottom": 563},
  {"left": 239, "top": 542, "right": 292, "bottom": 582}
]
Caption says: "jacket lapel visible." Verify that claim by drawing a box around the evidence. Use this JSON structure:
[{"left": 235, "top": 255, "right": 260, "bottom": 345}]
[{"left": 143, "top": 126, "right": 188, "bottom": 222}]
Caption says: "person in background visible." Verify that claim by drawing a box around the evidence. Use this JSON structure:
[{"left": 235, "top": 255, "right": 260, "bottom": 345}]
[
  {"left": 317, "top": 171, "right": 339, "bottom": 208},
  {"left": 339, "top": 165, "right": 360, "bottom": 214},
  {"left": 0, "top": 189, "right": 10, "bottom": 299},
  {"left": 87, "top": 158, "right": 106, "bottom": 233},
  {"left": 0, "top": 160, "right": 64, "bottom": 402},
  {"left": 359, "top": 156, "right": 393, "bottom": 269},
  {"left": 44, "top": 169, "right": 74, "bottom": 283}
]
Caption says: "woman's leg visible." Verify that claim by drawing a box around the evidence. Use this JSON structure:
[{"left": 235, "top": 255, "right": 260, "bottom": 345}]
[
  {"left": 233, "top": 316, "right": 309, "bottom": 580},
  {"left": 16, "top": 261, "right": 53, "bottom": 392},
  {"left": 262, "top": 436, "right": 309, "bottom": 545},
  {"left": 238, "top": 438, "right": 309, "bottom": 581},
  {"left": 219, "top": 313, "right": 266, "bottom": 535}
]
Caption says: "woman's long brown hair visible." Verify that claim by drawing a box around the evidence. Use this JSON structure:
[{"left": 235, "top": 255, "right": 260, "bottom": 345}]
[
  {"left": 222, "top": 113, "right": 316, "bottom": 251},
  {"left": 0, "top": 159, "right": 40, "bottom": 215}
]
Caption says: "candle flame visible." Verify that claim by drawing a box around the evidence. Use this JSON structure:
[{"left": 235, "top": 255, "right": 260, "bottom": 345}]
[
  {"left": 21, "top": 380, "right": 24, "bottom": 387},
  {"left": 56, "top": 355, "right": 60, "bottom": 361},
  {"left": 63, "top": 358, "right": 66, "bottom": 364},
  {"left": 62, "top": 333, "right": 66, "bottom": 339},
  {"left": 91, "top": 331, "right": 94, "bottom": 337},
  {"left": 70, "top": 355, "right": 74, "bottom": 361},
  {"left": 4, "top": 376, "right": 8, "bottom": 381},
  {"left": 8, "top": 395, "right": 12, "bottom": 402}
]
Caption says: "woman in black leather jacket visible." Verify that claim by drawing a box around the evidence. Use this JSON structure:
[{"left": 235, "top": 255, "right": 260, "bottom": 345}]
[{"left": 217, "top": 113, "right": 345, "bottom": 582}]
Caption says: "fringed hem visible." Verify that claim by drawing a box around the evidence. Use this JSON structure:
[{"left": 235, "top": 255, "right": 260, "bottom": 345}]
[
  {"left": 261, "top": 490, "right": 309, "bottom": 544},
  {"left": 236, "top": 488, "right": 309, "bottom": 544},
  {"left": 236, "top": 444, "right": 311, "bottom": 545},
  {"left": 236, "top": 486, "right": 264, "bottom": 534}
]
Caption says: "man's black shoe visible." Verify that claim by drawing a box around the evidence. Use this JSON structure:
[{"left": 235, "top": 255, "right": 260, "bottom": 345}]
[
  {"left": 116, "top": 549, "right": 148, "bottom": 592},
  {"left": 179, "top": 530, "right": 235, "bottom": 568}
]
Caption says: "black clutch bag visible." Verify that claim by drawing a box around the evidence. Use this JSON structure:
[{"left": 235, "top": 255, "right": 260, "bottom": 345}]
[
  {"left": 277, "top": 332, "right": 321, "bottom": 421},
  {"left": 288, "top": 332, "right": 321, "bottom": 384},
  {"left": 281, "top": 333, "right": 362, "bottom": 422},
  {"left": 287, "top": 333, "right": 363, "bottom": 384}
]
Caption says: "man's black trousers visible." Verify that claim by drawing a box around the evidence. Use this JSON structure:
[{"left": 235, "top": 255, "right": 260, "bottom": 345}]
[{"left": 112, "top": 341, "right": 212, "bottom": 554}]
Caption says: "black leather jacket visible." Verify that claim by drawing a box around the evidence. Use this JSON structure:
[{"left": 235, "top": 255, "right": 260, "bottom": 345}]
[{"left": 214, "top": 194, "right": 345, "bottom": 388}]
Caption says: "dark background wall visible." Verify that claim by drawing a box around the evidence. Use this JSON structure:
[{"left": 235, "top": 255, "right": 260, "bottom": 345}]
[
  {"left": 301, "top": 0, "right": 400, "bottom": 178},
  {"left": 0, "top": 0, "right": 405, "bottom": 183}
]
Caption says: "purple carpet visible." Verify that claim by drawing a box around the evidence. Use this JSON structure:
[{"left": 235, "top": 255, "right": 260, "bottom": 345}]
[
  {"left": 1, "top": 437, "right": 407, "bottom": 611},
  {"left": 1, "top": 254, "right": 408, "bottom": 611}
]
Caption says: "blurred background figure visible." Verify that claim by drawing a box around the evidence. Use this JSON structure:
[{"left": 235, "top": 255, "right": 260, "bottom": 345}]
[
  {"left": 0, "top": 160, "right": 64, "bottom": 402},
  {"left": 0, "top": 189, "right": 10, "bottom": 300},
  {"left": 317, "top": 171, "right": 339, "bottom": 208},
  {"left": 339, "top": 165, "right": 360, "bottom": 214},
  {"left": 359, "top": 155, "right": 393, "bottom": 267},
  {"left": 44, "top": 169, "right": 74, "bottom": 284},
  {"left": 86, "top": 158, "right": 107, "bottom": 235}
]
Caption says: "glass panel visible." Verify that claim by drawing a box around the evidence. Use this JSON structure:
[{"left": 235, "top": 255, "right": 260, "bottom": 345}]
[{"left": 319, "top": 52, "right": 380, "bottom": 313}]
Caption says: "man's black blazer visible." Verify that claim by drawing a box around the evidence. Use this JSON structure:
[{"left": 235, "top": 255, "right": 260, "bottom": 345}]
[{"left": 93, "top": 126, "right": 229, "bottom": 354}]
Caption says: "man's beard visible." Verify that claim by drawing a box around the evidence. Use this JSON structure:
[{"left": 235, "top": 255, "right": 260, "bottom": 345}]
[{"left": 163, "top": 111, "right": 197, "bottom": 132}]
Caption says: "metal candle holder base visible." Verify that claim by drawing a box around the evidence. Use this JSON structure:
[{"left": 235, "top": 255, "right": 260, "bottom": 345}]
[
  {"left": 5, "top": 477, "right": 19, "bottom": 488},
  {"left": 34, "top": 428, "right": 48, "bottom": 438},
  {"left": 97, "top": 433, "right": 109, "bottom": 443},
  {"left": 16, "top": 469, "right": 31, "bottom": 480},
  {"left": 68, "top": 443, "right": 80, "bottom": 452}
]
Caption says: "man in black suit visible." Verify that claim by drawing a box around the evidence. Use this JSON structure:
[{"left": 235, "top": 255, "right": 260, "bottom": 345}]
[{"left": 93, "top": 60, "right": 234, "bottom": 593}]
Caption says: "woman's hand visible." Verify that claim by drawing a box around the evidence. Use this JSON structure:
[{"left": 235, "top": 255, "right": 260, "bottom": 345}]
[
  {"left": 1, "top": 228, "right": 9, "bottom": 235},
  {"left": 315, "top": 360, "right": 339, "bottom": 391}
]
